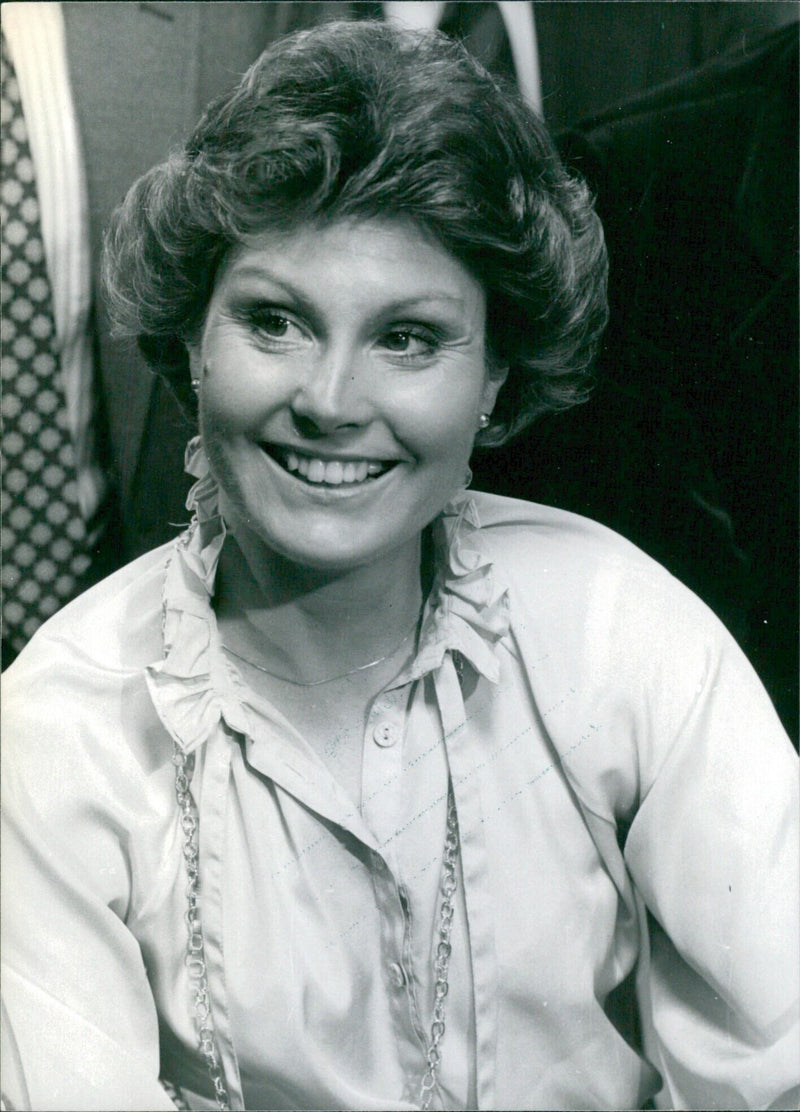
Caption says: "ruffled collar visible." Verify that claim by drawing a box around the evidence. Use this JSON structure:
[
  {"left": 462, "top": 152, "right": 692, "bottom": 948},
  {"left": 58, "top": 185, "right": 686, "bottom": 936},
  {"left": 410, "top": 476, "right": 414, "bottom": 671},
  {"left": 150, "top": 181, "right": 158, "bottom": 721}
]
[{"left": 146, "top": 438, "right": 510, "bottom": 754}]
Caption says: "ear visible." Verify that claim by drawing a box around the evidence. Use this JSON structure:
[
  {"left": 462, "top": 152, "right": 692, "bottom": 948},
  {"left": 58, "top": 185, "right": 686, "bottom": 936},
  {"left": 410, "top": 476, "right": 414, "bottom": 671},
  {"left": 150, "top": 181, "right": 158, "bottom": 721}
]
[
  {"left": 481, "top": 364, "right": 509, "bottom": 417},
  {"left": 186, "top": 338, "right": 202, "bottom": 377}
]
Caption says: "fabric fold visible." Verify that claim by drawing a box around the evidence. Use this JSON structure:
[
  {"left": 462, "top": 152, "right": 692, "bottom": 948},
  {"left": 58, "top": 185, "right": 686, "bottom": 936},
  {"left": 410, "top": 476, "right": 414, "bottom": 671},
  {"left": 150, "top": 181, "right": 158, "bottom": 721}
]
[
  {"left": 146, "top": 437, "right": 511, "bottom": 754},
  {"left": 413, "top": 497, "right": 510, "bottom": 685}
]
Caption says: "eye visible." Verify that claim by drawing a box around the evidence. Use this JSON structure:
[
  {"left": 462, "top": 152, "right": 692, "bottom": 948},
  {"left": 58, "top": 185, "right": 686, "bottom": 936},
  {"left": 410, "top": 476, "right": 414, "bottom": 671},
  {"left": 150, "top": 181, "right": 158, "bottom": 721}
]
[
  {"left": 233, "top": 304, "right": 310, "bottom": 351},
  {"left": 378, "top": 326, "right": 441, "bottom": 362},
  {"left": 248, "top": 308, "right": 296, "bottom": 338}
]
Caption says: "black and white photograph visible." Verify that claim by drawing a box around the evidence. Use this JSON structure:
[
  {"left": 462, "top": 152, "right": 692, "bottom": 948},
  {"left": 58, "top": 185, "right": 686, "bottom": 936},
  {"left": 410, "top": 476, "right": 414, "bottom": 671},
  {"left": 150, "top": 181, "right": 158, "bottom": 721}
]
[{"left": 1, "top": 2, "right": 798, "bottom": 1109}]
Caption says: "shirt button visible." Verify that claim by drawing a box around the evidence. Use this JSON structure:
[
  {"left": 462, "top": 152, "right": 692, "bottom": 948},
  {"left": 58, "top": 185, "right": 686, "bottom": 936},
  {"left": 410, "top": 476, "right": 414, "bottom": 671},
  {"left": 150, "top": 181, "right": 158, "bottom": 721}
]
[
  {"left": 373, "top": 720, "right": 400, "bottom": 748},
  {"left": 388, "top": 962, "right": 406, "bottom": 988}
]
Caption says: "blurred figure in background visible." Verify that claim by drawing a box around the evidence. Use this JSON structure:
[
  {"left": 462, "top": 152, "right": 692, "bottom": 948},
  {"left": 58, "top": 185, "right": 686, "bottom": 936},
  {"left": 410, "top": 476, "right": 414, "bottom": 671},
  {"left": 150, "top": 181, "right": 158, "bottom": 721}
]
[
  {"left": 574, "top": 23, "right": 798, "bottom": 741},
  {"left": 533, "top": 0, "right": 798, "bottom": 130},
  {"left": 473, "top": 18, "right": 799, "bottom": 742},
  {"left": 1, "top": 1, "right": 347, "bottom": 666}
]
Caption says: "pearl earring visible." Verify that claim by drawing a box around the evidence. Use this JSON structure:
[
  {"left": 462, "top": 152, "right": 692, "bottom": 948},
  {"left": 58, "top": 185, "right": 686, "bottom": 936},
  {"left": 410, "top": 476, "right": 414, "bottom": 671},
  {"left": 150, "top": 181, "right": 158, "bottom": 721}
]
[
  {"left": 191, "top": 379, "right": 200, "bottom": 394},
  {"left": 478, "top": 413, "right": 491, "bottom": 429}
]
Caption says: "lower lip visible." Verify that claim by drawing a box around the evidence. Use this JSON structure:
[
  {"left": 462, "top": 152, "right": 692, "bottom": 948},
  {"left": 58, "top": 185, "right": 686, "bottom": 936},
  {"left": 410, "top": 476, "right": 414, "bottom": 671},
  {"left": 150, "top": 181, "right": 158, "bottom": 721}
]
[{"left": 260, "top": 449, "right": 401, "bottom": 499}]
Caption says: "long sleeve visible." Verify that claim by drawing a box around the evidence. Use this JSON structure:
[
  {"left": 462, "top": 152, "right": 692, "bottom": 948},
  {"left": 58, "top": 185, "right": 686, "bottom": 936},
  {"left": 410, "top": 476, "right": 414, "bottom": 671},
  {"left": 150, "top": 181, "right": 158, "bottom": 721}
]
[
  {"left": 1, "top": 646, "right": 177, "bottom": 1111},
  {"left": 621, "top": 579, "right": 800, "bottom": 1108},
  {"left": 482, "top": 492, "right": 800, "bottom": 1109}
]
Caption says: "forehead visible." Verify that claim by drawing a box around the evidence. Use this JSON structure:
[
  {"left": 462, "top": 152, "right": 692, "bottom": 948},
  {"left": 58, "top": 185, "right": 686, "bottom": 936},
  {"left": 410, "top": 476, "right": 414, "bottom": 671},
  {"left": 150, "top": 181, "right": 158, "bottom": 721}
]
[{"left": 215, "top": 216, "right": 486, "bottom": 314}]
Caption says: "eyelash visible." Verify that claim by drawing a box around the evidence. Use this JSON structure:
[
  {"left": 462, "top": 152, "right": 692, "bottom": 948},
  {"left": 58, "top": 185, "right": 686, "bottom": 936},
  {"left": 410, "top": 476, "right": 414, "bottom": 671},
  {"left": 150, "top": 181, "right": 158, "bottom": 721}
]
[
  {"left": 379, "top": 326, "right": 443, "bottom": 362},
  {"left": 243, "top": 307, "right": 297, "bottom": 340},
  {"left": 237, "top": 306, "right": 444, "bottom": 363}
]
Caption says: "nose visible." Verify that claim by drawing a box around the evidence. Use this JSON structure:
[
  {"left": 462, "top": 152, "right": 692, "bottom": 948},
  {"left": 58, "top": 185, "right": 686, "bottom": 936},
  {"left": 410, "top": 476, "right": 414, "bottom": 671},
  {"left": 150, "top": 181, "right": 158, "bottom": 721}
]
[{"left": 290, "top": 348, "right": 370, "bottom": 437}]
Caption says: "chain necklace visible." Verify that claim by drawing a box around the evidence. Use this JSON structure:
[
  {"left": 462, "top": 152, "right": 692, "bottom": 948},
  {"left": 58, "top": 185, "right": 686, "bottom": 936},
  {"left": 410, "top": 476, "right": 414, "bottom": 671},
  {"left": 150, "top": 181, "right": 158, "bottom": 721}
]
[
  {"left": 171, "top": 666, "right": 463, "bottom": 1111},
  {"left": 221, "top": 624, "right": 417, "bottom": 687},
  {"left": 172, "top": 746, "right": 230, "bottom": 1112},
  {"left": 419, "top": 782, "right": 460, "bottom": 1110}
]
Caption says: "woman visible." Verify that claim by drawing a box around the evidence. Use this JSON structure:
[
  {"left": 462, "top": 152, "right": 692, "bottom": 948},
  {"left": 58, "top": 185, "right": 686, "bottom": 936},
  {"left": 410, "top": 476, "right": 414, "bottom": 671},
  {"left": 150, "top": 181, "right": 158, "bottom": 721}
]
[{"left": 2, "top": 21, "right": 797, "bottom": 1112}]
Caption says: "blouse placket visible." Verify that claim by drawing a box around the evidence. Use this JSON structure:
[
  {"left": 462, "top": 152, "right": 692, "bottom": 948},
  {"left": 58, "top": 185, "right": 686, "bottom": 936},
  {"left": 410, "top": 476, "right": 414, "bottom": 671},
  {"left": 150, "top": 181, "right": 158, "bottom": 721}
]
[
  {"left": 195, "top": 726, "right": 246, "bottom": 1111},
  {"left": 361, "top": 681, "right": 434, "bottom": 1102},
  {"left": 226, "top": 667, "right": 480, "bottom": 1107},
  {"left": 432, "top": 656, "right": 498, "bottom": 1111}
]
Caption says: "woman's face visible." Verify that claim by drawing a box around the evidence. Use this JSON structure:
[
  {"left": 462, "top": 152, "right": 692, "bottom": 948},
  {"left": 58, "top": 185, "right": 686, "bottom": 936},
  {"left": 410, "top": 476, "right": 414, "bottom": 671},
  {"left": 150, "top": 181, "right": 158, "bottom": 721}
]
[{"left": 189, "top": 216, "right": 506, "bottom": 573}]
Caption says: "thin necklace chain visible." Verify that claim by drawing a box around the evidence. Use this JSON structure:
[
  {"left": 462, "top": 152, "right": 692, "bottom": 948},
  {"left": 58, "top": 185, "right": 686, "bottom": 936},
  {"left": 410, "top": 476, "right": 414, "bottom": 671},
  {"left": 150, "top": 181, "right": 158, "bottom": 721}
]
[
  {"left": 419, "top": 781, "right": 460, "bottom": 1109},
  {"left": 172, "top": 747, "right": 230, "bottom": 1112},
  {"left": 221, "top": 623, "right": 418, "bottom": 687},
  {"left": 172, "top": 655, "right": 465, "bottom": 1112}
]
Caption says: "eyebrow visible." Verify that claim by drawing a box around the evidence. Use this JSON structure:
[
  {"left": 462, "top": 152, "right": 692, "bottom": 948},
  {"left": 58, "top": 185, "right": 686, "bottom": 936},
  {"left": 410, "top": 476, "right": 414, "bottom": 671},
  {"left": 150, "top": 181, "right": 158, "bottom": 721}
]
[{"left": 226, "top": 265, "right": 470, "bottom": 315}]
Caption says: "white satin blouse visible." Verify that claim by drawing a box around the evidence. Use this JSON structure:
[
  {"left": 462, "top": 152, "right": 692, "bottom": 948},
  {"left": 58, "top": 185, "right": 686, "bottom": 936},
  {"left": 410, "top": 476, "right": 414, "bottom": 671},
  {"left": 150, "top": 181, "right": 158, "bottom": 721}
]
[{"left": 2, "top": 442, "right": 798, "bottom": 1111}]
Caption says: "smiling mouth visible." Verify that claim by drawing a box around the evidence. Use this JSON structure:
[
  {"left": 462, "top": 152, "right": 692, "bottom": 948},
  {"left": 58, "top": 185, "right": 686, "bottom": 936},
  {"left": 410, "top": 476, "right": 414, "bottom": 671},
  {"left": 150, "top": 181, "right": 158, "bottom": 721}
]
[{"left": 264, "top": 446, "right": 398, "bottom": 486}]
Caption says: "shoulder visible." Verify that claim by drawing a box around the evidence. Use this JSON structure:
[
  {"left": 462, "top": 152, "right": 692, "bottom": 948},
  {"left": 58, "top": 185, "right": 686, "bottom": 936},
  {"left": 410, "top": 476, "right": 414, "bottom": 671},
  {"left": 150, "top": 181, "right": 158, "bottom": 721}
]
[
  {"left": 7, "top": 541, "right": 174, "bottom": 679},
  {"left": 473, "top": 487, "right": 734, "bottom": 660},
  {"left": 470, "top": 488, "right": 682, "bottom": 603},
  {"left": 1, "top": 546, "right": 185, "bottom": 975},
  {"left": 1, "top": 543, "right": 177, "bottom": 809},
  {"left": 467, "top": 491, "right": 788, "bottom": 809},
  {"left": 470, "top": 489, "right": 723, "bottom": 665}
]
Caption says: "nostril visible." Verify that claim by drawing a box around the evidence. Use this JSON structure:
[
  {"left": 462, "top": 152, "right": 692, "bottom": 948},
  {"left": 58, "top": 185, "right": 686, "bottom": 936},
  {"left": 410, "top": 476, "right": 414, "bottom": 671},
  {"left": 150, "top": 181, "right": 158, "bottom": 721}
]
[
  {"left": 291, "top": 413, "right": 324, "bottom": 439},
  {"left": 291, "top": 409, "right": 363, "bottom": 436}
]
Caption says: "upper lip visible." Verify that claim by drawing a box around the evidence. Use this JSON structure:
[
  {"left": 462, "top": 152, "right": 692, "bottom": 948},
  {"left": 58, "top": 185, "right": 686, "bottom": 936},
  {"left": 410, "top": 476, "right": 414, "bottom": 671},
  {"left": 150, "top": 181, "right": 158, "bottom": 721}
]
[{"left": 262, "top": 441, "right": 406, "bottom": 464}]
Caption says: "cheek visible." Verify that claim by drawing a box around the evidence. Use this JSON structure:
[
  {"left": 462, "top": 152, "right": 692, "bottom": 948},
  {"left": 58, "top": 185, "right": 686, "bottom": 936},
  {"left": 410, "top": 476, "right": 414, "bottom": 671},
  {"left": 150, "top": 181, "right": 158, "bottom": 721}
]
[
  {"left": 420, "top": 414, "right": 475, "bottom": 461},
  {"left": 391, "top": 381, "right": 484, "bottom": 461},
  {"left": 200, "top": 351, "right": 285, "bottom": 432},
  {"left": 199, "top": 377, "right": 242, "bottom": 448},
  {"left": 201, "top": 386, "right": 249, "bottom": 434}
]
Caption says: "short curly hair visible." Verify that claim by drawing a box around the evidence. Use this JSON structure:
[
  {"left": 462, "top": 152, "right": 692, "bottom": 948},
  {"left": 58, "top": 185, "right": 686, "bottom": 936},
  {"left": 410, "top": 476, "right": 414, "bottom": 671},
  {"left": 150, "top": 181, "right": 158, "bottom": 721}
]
[{"left": 103, "top": 19, "right": 607, "bottom": 446}]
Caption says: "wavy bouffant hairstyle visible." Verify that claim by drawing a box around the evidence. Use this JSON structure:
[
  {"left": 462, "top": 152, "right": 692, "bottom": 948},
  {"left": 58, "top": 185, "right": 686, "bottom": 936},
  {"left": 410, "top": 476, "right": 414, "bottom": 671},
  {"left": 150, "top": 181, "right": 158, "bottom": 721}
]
[{"left": 103, "top": 20, "right": 607, "bottom": 446}]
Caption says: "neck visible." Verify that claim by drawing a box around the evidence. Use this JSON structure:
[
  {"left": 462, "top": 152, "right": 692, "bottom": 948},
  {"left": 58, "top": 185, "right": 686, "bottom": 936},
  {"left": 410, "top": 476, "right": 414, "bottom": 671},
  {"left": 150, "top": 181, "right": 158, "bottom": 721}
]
[{"left": 215, "top": 529, "right": 424, "bottom": 683}]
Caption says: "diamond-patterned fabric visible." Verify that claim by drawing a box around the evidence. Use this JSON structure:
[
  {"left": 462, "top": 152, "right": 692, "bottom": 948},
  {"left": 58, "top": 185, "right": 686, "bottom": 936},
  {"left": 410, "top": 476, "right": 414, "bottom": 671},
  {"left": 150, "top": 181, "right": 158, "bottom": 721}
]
[{"left": 1, "top": 31, "right": 90, "bottom": 655}]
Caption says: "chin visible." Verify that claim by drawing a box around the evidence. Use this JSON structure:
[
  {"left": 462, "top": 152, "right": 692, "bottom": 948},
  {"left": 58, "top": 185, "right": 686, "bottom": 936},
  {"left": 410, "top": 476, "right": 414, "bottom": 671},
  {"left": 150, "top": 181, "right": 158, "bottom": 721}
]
[{"left": 266, "top": 530, "right": 417, "bottom": 576}]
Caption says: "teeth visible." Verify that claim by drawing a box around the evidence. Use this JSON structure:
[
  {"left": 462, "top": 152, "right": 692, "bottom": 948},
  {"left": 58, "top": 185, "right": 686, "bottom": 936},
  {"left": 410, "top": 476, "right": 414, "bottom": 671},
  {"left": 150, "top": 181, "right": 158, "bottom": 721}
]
[
  {"left": 325, "top": 461, "right": 344, "bottom": 485},
  {"left": 307, "top": 459, "right": 325, "bottom": 483},
  {"left": 279, "top": 450, "right": 387, "bottom": 485}
]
